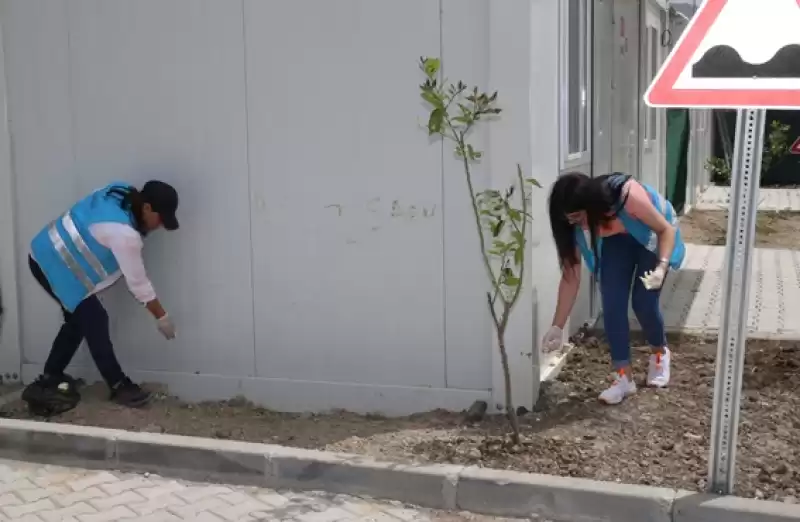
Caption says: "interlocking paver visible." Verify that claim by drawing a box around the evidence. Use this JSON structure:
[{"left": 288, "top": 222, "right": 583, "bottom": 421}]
[
  {"left": 0, "top": 458, "right": 522, "bottom": 522},
  {"left": 38, "top": 501, "right": 97, "bottom": 522},
  {"left": 90, "top": 491, "right": 147, "bottom": 511},
  {"left": 54, "top": 487, "right": 107, "bottom": 507},
  {"left": 79, "top": 505, "right": 138, "bottom": 521},
  {"left": 70, "top": 472, "right": 118, "bottom": 493},
  {"left": 127, "top": 494, "right": 185, "bottom": 516},
  {"left": 169, "top": 497, "right": 228, "bottom": 518},
  {"left": 631, "top": 244, "right": 800, "bottom": 339},
  {"left": 128, "top": 512, "right": 182, "bottom": 522}
]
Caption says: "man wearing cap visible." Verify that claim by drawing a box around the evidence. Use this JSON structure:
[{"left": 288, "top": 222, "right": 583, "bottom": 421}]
[{"left": 22, "top": 180, "right": 179, "bottom": 414}]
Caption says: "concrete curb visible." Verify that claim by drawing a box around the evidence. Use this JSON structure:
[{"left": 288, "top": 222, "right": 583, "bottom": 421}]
[{"left": 0, "top": 419, "right": 798, "bottom": 521}]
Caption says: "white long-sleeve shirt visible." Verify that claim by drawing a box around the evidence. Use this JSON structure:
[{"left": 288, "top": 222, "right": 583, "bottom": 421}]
[
  {"left": 32, "top": 222, "right": 157, "bottom": 304},
  {"left": 89, "top": 222, "right": 157, "bottom": 303}
]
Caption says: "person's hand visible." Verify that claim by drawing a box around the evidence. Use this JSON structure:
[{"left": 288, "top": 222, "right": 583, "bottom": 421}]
[
  {"left": 640, "top": 264, "right": 667, "bottom": 290},
  {"left": 156, "top": 314, "right": 176, "bottom": 340},
  {"left": 542, "top": 326, "right": 563, "bottom": 352}
]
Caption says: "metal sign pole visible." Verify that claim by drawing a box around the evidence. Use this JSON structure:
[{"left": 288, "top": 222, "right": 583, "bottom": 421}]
[{"left": 707, "top": 108, "right": 766, "bottom": 495}]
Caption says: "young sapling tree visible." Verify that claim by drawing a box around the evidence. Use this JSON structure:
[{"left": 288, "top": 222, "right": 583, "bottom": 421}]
[{"left": 418, "top": 57, "right": 540, "bottom": 443}]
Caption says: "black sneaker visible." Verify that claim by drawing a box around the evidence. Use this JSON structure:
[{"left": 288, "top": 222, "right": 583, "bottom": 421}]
[
  {"left": 110, "top": 377, "right": 152, "bottom": 408},
  {"left": 21, "top": 374, "right": 81, "bottom": 417}
]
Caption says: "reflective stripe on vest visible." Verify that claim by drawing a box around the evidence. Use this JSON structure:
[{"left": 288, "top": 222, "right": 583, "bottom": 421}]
[{"left": 47, "top": 212, "right": 108, "bottom": 292}]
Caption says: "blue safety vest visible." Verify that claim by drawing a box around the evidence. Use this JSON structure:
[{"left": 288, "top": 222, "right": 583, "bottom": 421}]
[
  {"left": 30, "top": 183, "right": 138, "bottom": 312},
  {"left": 574, "top": 176, "right": 686, "bottom": 276}
]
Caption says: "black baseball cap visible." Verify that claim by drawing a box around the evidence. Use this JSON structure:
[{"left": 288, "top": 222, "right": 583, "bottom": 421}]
[{"left": 141, "top": 180, "right": 179, "bottom": 230}]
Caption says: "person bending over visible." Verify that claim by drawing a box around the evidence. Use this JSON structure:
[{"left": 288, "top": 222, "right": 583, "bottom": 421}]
[
  {"left": 542, "top": 172, "right": 685, "bottom": 405},
  {"left": 23, "top": 180, "right": 179, "bottom": 414}
]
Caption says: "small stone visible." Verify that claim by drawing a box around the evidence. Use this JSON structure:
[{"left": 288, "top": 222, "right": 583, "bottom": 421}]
[
  {"left": 783, "top": 496, "right": 797, "bottom": 504},
  {"left": 465, "top": 401, "right": 488, "bottom": 423},
  {"left": 775, "top": 463, "right": 789, "bottom": 475},
  {"left": 467, "top": 448, "right": 481, "bottom": 459},
  {"left": 142, "top": 424, "right": 164, "bottom": 434},
  {"left": 226, "top": 395, "right": 249, "bottom": 408}
]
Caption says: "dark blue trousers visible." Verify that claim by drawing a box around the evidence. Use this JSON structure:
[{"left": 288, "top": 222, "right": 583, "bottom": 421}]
[
  {"left": 599, "top": 234, "right": 667, "bottom": 367},
  {"left": 29, "top": 256, "right": 126, "bottom": 387}
]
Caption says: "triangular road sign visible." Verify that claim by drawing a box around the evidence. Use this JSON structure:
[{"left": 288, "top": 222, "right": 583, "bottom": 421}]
[
  {"left": 645, "top": 0, "right": 800, "bottom": 109},
  {"left": 791, "top": 136, "right": 800, "bottom": 155}
]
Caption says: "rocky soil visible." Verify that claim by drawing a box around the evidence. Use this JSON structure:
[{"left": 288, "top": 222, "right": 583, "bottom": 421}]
[{"left": 3, "top": 333, "right": 799, "bottom": 502}]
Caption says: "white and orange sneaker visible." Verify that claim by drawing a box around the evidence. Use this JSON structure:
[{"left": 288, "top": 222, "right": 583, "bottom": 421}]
[
  {"left": 598, "top": 370, "right": 637, "bottom": 405},
  {"left": 647, "top": 347, "right": 671, "bottom": 388}
]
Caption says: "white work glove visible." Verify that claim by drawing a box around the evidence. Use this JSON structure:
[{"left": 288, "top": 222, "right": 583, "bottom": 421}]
[
  {"left": 640, "top": 263, "right": 668, "bottom": 290},
  {"left": 156, "top": 314, "right": 176, "bottom": 340},
  {"left": 542, "top": 326, "right": 564, "bottom": 353}
]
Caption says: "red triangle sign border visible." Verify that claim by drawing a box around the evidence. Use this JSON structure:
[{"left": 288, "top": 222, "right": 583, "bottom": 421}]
[
  {"left": 791, "top": 136, "right": 800, "bottom": 155},
  {"left": 645, "top": 0, "right": 800, "bottom": 109}
]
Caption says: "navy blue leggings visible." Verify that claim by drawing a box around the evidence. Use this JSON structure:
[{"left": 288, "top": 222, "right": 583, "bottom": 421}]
[
  {"left": 28, "top": 256, "right": 126, "bottom": 387},
  {"left": 599, "top": 234, "right": 666, "bottom": 368}
]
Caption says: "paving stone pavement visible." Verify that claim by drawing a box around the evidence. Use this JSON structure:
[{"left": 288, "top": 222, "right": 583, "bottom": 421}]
[
  {"left": 630, "top": 244, "right": 800, "bottom": 339},
  {"left": 696, "top": 186, "right": 800, "bottom": 211},
  {"left": 0, "top": 458, "right": 523, "bottom": 522}
]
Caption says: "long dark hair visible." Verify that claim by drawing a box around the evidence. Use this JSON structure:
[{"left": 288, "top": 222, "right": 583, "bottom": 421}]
[
  {"left": 548, "top": 172, "right": 631, "bottom": 274},
  {"left": 106, "top": 185, "right": 146, "bottom": 234}
]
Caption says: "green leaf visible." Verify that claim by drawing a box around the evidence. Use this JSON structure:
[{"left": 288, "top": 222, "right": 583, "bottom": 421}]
[
  {"left": 508, "top": 209, "right": 521, "bottom": 222},
  {"left": 421, "top": 57, "right": 441, "bottom": 78},
  {"left": 428, "top": 108, "right": 444, "bottom": 135},
  {"left": 421, "top": 90, "right": 443, "bottom": 108},
  {"left": 514, "top": 247, "right": 523, "bottom": 266},
  {"left": 525, "top": 177, "right": 542, "bottom": 188},
  {"left": 492, "top": 220, "right": 504, "bottom": 237},
  {"left": 504, "top": 276, "right": 520, "bottom": 287},
  {"left": 511, "top": 230, "right": 524, "bottom": 244}
]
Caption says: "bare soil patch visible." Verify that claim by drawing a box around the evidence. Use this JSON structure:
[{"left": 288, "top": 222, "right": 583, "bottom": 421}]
[
  {"left": 680, "top": 210, "right": 800, "bottom": 249},
  {"left": 2, "top": 334, "right": 799, "bottom": 502}
]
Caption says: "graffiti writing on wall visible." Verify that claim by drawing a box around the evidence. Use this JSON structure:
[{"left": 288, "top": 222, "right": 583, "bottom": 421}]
[
  {"left": 324, "top": 197, "right": 437, "bottom": 245},
  {"left": 326, "top": 198, "right": 436, "bottom": 220}
]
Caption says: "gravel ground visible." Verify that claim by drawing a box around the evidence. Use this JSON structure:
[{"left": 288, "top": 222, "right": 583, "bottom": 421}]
[
  {"left": 679, "top": 209, "right": 800, "bottom": 248},
  {"left": 2, "top": 334, "right": 799, "bottom": 502}
]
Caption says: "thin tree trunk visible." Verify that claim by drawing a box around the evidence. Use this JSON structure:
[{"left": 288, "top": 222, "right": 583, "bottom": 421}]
[{"left": 496, "top": 324, "right": 521, "bottom": 444}]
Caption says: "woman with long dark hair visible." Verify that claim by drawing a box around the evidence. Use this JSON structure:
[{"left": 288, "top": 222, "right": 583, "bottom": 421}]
[
  {"left": 22, "top": 180, "right": 179, "bottom": 415},
  {"left": 542, "top": 172, "right": 685, "bottom": 405}
]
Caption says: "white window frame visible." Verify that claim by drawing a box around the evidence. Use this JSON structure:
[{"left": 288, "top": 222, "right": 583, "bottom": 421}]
[
  {"left": 643, "top": 14, "right": 661, "bottom": 150},
  {"left": 559, "top": 0, "right": 592, "bottom": 169}
]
